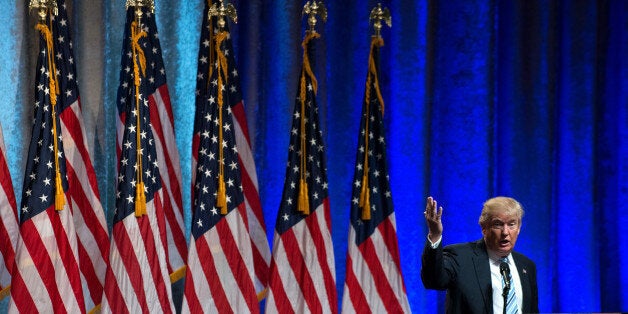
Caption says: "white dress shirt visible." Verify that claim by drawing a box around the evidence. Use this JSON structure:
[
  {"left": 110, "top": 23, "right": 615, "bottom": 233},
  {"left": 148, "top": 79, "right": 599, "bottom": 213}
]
[{"left": 490, "top": 253, "right": 523, "bottom": 314}]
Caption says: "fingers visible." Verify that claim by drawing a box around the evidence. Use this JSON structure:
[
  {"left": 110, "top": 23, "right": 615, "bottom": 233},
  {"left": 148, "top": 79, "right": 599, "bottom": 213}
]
[{"left": 424, "top": 196, "right": 443, "bottom": 220}]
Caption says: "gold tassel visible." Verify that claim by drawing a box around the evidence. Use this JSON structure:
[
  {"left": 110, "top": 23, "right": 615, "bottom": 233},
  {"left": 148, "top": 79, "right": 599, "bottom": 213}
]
[
  {"left": 130, "top": 21, "right": 147, "bottom": 84},
  {"left": 294, "top": 32, "right": 319, "bottom": 217},
  {"left": 368, "top": 37, "right": 385, "bottom": 115},
  {"left": 213, "top": 31, "right": 230, "bottom": 216},
  {"left": 217, "top": 174, "right": 227, "bottom": 214},
  {"left": 298, "top": 179, "right": 310, "bottom": 215},
  {"left": 54, "top": 172, "right": 65, "bottom": 211},
  {"left": 359, "top": 174, "right": 371, "bottom": 220},
  {"left": 130, "top": 17, "right": 148, "bottom": 219},
  {"left": 357, "top": 37, "right": 386, "bottom": 221},
  {"left": 134, "top": 182, "right": 147, "bottom": 217}
]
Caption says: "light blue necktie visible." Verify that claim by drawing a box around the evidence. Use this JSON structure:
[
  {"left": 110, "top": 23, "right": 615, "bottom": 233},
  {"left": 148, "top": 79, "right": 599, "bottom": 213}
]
[{"left": 500, "top": 257, "right": 518, "bottom": 314}]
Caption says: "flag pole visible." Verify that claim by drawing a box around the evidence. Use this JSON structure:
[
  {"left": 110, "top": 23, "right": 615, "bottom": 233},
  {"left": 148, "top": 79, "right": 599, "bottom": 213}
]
[
  {"left": 208, "top": 1, "right": 237, "bottom": 215},
  {"left": 29, "top": 0, "right": 67, "bottom": 212},
  {"left": 297, "top": 1, "right": 326, "bottom": 216},
  {"left": 359, "top": 3, "right": 391, "bottom": 220},
  {"left": 125, "top": 0, "right": 154, "bottom": 217}
]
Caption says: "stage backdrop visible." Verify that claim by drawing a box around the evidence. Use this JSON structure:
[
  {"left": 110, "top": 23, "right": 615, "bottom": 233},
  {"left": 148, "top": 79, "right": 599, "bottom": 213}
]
[{"left": 1, "top": 0, "right": 627, "bottom": 312}]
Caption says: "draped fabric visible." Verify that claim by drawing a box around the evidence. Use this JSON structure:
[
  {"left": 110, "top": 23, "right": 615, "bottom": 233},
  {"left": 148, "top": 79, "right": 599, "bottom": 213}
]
[{"left": 0, "top": 0, "right": 626, "bottom": 312}]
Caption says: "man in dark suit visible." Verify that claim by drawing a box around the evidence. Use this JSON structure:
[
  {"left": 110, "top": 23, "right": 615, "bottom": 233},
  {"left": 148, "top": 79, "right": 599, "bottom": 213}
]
[{"left": 421, "top": 196, "right": 539, "bottom": 314}]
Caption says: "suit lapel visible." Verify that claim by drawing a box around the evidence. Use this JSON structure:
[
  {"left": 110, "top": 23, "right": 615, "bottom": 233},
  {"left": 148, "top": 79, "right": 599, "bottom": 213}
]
[{"left": 472, "top": 240, "right": 492, "bottom": 314}]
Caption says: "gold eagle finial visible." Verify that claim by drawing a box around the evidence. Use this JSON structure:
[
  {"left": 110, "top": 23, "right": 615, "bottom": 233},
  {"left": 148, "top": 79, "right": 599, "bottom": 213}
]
[{"left": 369, "top": 3, "right": 391, "bottom": 37}]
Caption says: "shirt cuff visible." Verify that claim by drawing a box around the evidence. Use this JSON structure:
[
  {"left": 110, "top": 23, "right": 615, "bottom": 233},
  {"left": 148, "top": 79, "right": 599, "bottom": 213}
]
[{"left": 427, "top": 235, "right": 442, "bottom": 249}]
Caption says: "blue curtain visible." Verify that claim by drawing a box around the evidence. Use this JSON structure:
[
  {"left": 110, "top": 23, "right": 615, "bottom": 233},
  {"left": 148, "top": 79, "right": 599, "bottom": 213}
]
[{"left": 0, "top": 0, "right": 626, "bottom": 312}]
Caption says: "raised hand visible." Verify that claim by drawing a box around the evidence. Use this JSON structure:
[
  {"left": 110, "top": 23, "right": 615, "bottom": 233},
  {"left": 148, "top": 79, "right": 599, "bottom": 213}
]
[{"left": 424, "top": 196, "right": 443, "bottom": 243}]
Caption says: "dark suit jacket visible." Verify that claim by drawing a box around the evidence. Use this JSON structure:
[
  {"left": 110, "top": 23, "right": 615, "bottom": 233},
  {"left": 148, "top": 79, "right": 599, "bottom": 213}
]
[{"left": 421, "top": 239, "right": 539, "bottom": 314}]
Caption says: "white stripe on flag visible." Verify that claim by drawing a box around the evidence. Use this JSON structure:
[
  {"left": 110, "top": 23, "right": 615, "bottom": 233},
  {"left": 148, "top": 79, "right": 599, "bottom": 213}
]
[
  {"left": 181, "top": 238, "right": 216, "bottom": 312},
  {"left": 0, "top": 123, "right": 18, "bottom": 290},
  {"left": 266, "top": 235, "right": 304, "bottom": 313}
]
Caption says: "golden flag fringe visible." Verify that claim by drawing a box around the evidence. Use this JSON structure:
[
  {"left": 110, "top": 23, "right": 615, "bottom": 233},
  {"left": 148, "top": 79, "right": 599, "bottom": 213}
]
[
  {"left": 214, "top": 31, "right": 230, "bottom": 214},
  {"left": 359, "top": 36, "right": 385, "bottom": 220},
  {"left": 131, "top": 17, "right": 148, "bottom": 217},
  {"left": 297, "top": 32, "right": 320, "bottom": 216},
  {"left": 36, "top": 17, "right": 65, "bottom": 211}
]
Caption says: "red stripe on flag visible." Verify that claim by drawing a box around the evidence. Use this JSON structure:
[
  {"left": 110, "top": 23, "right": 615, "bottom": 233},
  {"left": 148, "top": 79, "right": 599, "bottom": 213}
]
[
  {"left": 107, "top": 222, "right": 150, "bottom": 313},
  {"left": 358, "top": 235, "right": 404, "bottom": 313},
  {"left": 76, "top": 238, "right": 101, "bottom": 307},
  {"left": 232, "top": 101, "right": 270, "bottom": 291},
  {"left": 379, "top": 217, "right": 405, "bottom": 271},
  {"left": 216, "top": 208, "right": 258, "bottom": 312},
  {"left": 231, "top": 101, "right": 252, "bottom": 148},
  {"left": 0, "top": 131, "right": 17, "bottom": 287},
  {"left": 343, "top": 254, "right": 371, "bottom": 314},
  {"left": 154, "top": 85, "right": 175, "bottom": 125},
  {"left": 47, "top": 209, "right": 86, "bottom": 312},
  {"left": 6, "top": 270, "right": 37, "bottom": 311},
  {"left": 304, "top": 199, "right": 338, "bottom": 307},
  {"left": 136, "top": 197, "right": 173, "bottom": 313},
  {"left": 267, "top": 246, "right": 296, "bottom": 314},
  {"left": 148, "top": 89, "right": 187, "bottom": 267},
  {"left": 194, "top": 235, "right": 232, "bottom": 313},
  {"left": 279, "top": 229, "right": 323, "bottom": 313},
  {"left": 181, "top": 257, "right": 203, "bottom": 312},
  {"left": 19, "top": 212, "right": 81, "bottom": 313},
  {"left": 61, "top": 108, "right": 110, "bottom": 258}
]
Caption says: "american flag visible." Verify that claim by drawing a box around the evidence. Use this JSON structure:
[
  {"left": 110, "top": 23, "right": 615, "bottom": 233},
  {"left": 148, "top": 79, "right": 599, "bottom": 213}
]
[
  {"left": 265, "top": 32, "right": 338, "bottom": 313},
  {"left": 114, "top": 3, "right": 187, "bottom": 281},
  {"left": 182, "top": 4, "right": 268, "bottom": 311},
  {"left": 8, "top": 1, "right": 110, "bottom": 312},
  {"left": 341, "top": 37, "right": 411, "bottom": 313},
  {"left": 102, "top": 7, "right": 174, "bottom": 313},
  {"left": 0, "top": 123, "right": 18, "bottom": 299}
]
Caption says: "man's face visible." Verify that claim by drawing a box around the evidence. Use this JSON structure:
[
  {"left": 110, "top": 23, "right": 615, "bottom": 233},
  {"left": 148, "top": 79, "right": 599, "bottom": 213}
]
[{"left": 482, "top": 212, "right": 520, "bottom": 257}]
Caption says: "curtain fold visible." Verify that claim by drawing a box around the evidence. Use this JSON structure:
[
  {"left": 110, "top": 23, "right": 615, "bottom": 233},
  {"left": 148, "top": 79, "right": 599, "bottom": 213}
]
[{"left": 0, "top": 0, "right": 626, "bottom": 312}]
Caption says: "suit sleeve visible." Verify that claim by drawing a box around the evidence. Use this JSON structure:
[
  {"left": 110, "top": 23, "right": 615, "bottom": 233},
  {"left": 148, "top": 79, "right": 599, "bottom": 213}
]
[{"left": 421, "top": 240, "right": 454, "bottom": 290}]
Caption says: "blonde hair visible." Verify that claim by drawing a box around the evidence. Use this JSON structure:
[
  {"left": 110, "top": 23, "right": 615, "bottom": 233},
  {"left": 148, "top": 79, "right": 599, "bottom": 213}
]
[{"left": 478, "top": 196, "right": 524, "bottom": 227}]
